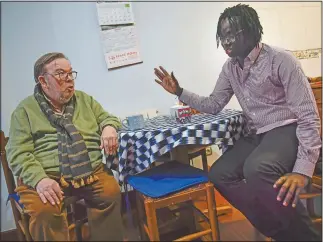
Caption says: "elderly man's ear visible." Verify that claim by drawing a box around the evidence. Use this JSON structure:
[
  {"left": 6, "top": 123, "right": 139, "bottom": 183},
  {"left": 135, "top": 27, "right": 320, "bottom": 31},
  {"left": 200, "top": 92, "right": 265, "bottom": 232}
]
[{"left": 38, "top": 76, "right": 48, "bottom": 90}]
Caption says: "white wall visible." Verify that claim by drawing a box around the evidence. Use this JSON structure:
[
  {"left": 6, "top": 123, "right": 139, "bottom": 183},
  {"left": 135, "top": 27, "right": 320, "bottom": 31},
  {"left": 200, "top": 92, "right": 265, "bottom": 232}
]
[
  {"left": 223, "top": 1, "right": 322, "bottom": 76},
  {"left": 1, "top": 2, "right": 321, "bottom": 232},
  {"left": 1, "top": 3, "right": 60, "bottom": 232}
]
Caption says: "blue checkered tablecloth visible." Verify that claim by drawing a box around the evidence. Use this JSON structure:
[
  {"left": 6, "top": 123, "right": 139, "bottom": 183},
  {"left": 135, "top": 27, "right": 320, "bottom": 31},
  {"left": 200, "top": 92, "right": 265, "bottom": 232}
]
[{"left": 107, "top": 109, "right": 244, "bottom": 182}]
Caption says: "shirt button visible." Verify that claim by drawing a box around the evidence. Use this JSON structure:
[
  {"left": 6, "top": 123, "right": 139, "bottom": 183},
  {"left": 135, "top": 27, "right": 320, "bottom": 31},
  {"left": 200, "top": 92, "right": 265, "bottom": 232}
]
[
  {"left": 252, "top": 112, "right": 256, "bottom": 116},
  {"left": 246, "top": 98, "right": 250, "bottom": 101}
]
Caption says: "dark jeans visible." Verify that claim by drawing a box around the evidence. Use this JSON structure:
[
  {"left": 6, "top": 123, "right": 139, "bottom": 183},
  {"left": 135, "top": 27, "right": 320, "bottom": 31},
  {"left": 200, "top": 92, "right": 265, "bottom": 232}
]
[{"left": 209, "top": 123, "right": 321, "bottom": 241}]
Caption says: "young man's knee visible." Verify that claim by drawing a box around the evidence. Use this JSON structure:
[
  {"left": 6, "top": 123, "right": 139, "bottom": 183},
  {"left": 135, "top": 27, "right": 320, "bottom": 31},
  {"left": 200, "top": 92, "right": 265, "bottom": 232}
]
[
  {"left": 243, "top": 155, "right": 279, "bottom": 187},
  {"left": 208, "top": 161, "right": 226, "bottom": 188}
]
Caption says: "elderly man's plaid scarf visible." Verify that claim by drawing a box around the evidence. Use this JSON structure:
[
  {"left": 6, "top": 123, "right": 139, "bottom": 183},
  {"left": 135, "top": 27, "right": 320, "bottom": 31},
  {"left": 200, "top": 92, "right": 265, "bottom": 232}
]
[{"left": 34, "top": 84, "right": 98, "bottom": 188}]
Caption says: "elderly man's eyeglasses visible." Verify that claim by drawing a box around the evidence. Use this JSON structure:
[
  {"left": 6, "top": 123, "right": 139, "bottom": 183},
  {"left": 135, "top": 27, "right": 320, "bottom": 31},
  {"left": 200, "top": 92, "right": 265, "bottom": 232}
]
[
  {"left": 44, "top": 71, "right": 78, "bottom": 82},
  {"left": 220, "top": 29, "right": 244, "bottom": 43}
]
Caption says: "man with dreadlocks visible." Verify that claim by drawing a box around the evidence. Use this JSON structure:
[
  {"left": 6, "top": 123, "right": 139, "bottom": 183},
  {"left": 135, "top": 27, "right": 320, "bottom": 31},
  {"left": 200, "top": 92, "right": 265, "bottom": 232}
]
[
  {"left": 6, "top": 52, "right": 124, "bottom": 241},
  {"left": 154, "top": 4, "right": 321, "bottom": 241}
]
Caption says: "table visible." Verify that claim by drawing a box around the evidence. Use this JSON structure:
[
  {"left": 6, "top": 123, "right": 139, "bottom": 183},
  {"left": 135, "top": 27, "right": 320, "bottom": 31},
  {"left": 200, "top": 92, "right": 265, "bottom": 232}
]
[{"left": 106, "top": 109, "right": 244, "bottom": 182}]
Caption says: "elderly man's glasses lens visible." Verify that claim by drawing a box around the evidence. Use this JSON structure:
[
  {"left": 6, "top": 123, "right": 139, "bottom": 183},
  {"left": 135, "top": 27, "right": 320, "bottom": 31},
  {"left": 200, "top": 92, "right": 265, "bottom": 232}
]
[
  {"left": 220, "top": 29, "right": 244, "bottom": 43},
  {"left": 44, "top": 71, "right": 78, "bottom": 81}
]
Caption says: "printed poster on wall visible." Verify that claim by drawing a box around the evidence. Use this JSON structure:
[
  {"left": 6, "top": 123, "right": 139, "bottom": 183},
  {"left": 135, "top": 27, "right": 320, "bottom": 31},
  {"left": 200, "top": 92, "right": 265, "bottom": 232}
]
[{"left": 100, "top": 25, "right": 142, "bottom": 69}]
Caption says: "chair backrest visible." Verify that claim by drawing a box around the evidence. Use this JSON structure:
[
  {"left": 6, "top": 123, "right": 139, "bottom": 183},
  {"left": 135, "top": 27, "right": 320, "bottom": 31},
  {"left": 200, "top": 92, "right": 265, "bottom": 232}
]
[
  {"left": 0, "top": 130, "right": 17, "bottom": 195},
  {"left": 0, "top": 130, "right": 26, "bottom": 239}
]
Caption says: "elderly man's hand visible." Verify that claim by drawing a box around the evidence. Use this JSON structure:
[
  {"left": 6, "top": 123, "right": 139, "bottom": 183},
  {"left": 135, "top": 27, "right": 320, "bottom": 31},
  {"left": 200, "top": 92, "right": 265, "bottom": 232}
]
[
  {"left": 274, "top": 172, "right": 309, "bottom": 208},
  {"left": 100, "top": 126, "right": 118, "bottom": 155},
  {"left": 36, "top": 178, "right": 64, "bottom": 205}
]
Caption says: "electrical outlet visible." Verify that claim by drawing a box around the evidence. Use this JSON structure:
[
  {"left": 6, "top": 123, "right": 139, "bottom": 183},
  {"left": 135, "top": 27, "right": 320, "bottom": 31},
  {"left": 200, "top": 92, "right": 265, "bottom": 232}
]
[{"left": 206, "top": 146, "right": 212, "bottom": 156}]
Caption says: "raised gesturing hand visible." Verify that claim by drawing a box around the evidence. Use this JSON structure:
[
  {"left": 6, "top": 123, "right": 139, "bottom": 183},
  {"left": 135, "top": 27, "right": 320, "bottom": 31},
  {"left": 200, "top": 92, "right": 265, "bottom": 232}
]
[{"left": 154, "top": 66, "right": 182, "bottom": 96}]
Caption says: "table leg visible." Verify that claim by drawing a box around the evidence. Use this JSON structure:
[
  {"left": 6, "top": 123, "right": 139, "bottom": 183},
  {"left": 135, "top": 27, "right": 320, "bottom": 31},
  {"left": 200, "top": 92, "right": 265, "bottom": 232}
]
[
  {"left": 169, "top": 146, "right": 197, "bottom": 234},
  {"left": 170, "top": 146, "right": 190, "bottom": 165}
]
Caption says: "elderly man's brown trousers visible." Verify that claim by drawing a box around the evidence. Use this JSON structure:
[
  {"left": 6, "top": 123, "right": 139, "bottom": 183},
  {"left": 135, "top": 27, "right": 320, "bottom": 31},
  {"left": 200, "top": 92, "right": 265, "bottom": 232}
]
[{"left": 16, "top": 164, "right": 124, "bottom": 241}]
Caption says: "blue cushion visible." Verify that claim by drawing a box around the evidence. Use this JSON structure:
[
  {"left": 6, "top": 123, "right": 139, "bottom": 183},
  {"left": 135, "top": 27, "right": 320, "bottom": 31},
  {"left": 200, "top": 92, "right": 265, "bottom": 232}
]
[
  {"left": 126, "top": 161, "right": 208, "bottom": 198},
  {"left": 7, "top": 193, "right": 23, "bottom": 208}
]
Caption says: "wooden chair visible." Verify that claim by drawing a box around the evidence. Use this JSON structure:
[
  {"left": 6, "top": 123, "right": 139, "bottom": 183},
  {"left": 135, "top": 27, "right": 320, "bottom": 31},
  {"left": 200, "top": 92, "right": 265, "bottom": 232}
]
[
  {"left": 133, "top": 161, "right": 220, "bottom": 241},
  {"left": 300, "top": 175, "right": 322, "bottom": 225},
  {"left": 264, "top": 78, "right": 322, "bottom": 241},
  {"left": 0, "top": 130, "right": 88, "bottom": 241},
  {"left": 305, "top": 76, "right": 322, "bottom": 225},
  {"left": 263, "top": 78, "right": 322, "bottom": 240}
]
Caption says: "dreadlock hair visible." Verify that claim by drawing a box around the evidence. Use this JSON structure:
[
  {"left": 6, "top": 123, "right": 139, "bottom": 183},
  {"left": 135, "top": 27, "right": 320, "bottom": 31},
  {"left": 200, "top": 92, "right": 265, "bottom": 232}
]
[{"left": 216, "top": 4, "right": 263, "bottom": 48}]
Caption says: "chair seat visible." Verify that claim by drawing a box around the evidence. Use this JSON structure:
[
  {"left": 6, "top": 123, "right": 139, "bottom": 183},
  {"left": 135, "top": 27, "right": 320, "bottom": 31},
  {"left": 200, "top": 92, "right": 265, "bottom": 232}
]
[
  {"left": 127, "top": 161, "right": 208, "bottom": 198},
  {"left": 141, "top": 183, "right": 208, "bottom": 203}
]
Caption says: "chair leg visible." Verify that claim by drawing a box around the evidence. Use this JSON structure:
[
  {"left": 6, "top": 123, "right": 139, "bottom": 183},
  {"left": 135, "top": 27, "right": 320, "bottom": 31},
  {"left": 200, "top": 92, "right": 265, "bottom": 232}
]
[
  {"left": 9, "top": 200, "right": 25, "bottom": 241},
  {"left": 21, "top": 213, "right": 33, "bottom": 242},
  {"left": 135, "top": 192, "right": 145, "bottom": 240},
  {"left": 201, "top": 149, "right": 208, "bottom": 172},
  {"left": 144, "top": 200, "right": 159, "bottom": 241},
  {"left": 16, "top": 222, "right": 26, "bottom": 241},
  {"left": 181, "top": 201, "right": 197, "bottom": 234},
  {"left": 206, "top": 183, "right": 220, "bottom": 241},
  {"left": 75, "top": 221, "right": 83, "bottom": 241},
  {"left": 306, "top": 197, "right": 317, "bottom": 218}
]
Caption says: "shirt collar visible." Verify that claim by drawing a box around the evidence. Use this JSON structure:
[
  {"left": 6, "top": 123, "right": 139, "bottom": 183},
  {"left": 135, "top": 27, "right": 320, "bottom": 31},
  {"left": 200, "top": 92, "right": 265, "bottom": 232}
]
[
  {"left": 42, "top": 90, "right": 65, "bottom": 114},
  {"left": 231, "top": 42, "right": 263, "bottom": 65}
]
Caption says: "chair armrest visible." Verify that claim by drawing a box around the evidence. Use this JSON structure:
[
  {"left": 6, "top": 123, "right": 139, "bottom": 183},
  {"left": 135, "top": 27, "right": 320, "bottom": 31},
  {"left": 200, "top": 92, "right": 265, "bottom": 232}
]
[{"left": 312, "top": 175, "right": 322, "bottom": 188}]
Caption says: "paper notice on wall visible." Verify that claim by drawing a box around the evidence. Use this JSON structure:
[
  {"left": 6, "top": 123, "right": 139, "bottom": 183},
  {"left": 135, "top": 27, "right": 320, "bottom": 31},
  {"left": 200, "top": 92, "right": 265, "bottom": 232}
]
[
  {"left": 100, "top": 25, "right": 142, "bottom": 69},
  {"left": 96, "top": 2, "right": 134, "bottom": 26}
]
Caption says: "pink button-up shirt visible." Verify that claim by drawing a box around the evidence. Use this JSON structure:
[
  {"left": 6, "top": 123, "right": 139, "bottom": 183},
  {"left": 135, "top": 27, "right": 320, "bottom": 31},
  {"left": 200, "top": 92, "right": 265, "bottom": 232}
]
[{"left": 180, "top": 43, "right": 321, "bottom": 177}]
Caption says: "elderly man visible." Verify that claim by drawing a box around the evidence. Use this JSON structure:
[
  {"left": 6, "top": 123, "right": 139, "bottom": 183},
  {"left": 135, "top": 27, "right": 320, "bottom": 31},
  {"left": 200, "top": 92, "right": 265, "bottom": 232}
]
[
  {"left": 154, "top": 4, "right": 321, "bottom": 242},
  {"left": 6, "top": 52, "right": 123, "bottom": 241}
]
